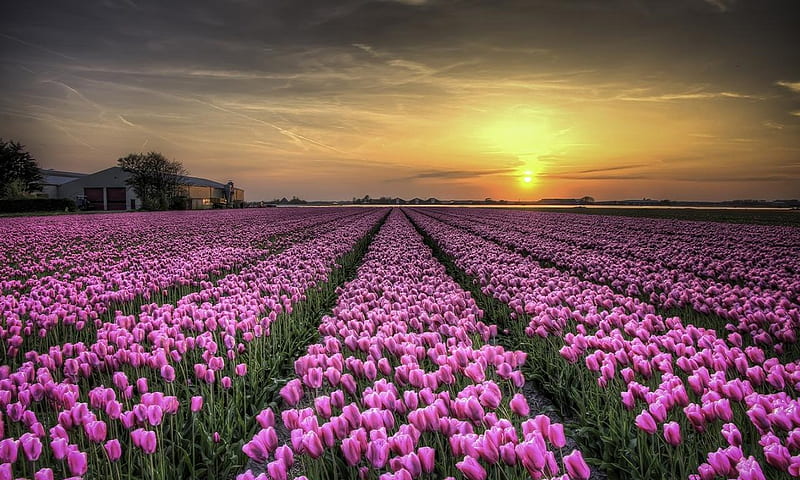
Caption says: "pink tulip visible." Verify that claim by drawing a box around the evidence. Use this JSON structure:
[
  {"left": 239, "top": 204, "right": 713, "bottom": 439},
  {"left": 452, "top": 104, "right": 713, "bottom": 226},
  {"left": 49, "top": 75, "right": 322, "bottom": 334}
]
[
  {"left": 50, "top": 437, "right": 69, "bottom": 460},
  {"left": 302, "top": 431, "right": 324, "bottom": 459},
  {"left": 280, "top": 380, "right": 303, "bottom": 406},
  {"left": 548, "top": 423, "right": 567, "bottom": 448},
  {"left": 136, "top": 377, "right": 148, "bottom": 393},
  {"left": 418, "top": 446, "right": 435, "bottom": 473},
  {"left": 67, "top": 450, "right": 88, "bottom": 476},
  {"left": 737, "top": 456, "right": 766, "bottom": 480},
  {"left": 342, "top": 437, "right": 363, "bottom": 466},
  {"left": 131, "top": 428, "right": 157, "bottom": 454},
  {"left": 191, "top": 396, "right": 204, "bottom": 413},
  {"left": 663, "top": 422, "right": 681, "bottom": 446},
  {"left": 763, "top": 443, "right": 791, "bottom": 471},
  {"left": 85, "top": 420, "right": 107, "bottom": 443},
  {"left": 366, "top": 439, "right": 389, "bottom": 468},
  {"left": 510, "top": 394, "right": 530, "bottom": 417},
  {"left": 104, "top": 439, "right": 122, "bottom": 461},
  {"left": 722, "top": 423, "right": 742, "bottom": 447},
  {"left": 634, "top": 411, "right": 657, "bottom": 434},
  {"left": 34, "top": 468, "right": 54, "bottom": 480},
  {"left": 0, "top": 439, "right": 17, "bottom": 463},
  {"left": 147, "top": 405, "right": 164, "bottom": 426},
  {"left": 256, "top": 408, "right": 275, "bottom": 428},
  {"left": 267, "top": 459, "right": 288, "bottom": 480},
  {"left": 20, "top": 433, "right": 42, "bottom": 461},
  {"left": 516, "top": 440, "right": 546, "bottom": 473},
  {"left": 275, "top": 445, "right": 294, "bottom": 467},
  {"left": 563, "top": 450, "right": 591, "bottom": 480},
  {"left": 499, "top": 443, "right": 516, "bottom": 465},
  {"left": 160, "top": 365, "right": 176, "bottom": 382},
  {"left": 456, "top": 455, "right": 487, "bottom": 480}
]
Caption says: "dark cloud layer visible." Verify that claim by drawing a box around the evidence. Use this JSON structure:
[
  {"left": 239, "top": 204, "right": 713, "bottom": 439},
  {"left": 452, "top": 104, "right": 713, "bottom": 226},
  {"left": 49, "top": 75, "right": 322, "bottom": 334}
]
[{"left": 1, "top": 0, "right": 799, "bottom": 200}]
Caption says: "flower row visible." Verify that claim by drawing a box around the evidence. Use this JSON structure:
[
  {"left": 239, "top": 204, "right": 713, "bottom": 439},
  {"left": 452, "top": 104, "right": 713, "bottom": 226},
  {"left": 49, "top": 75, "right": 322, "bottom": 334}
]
[
  {"left": 0, "top": 208, "right": 387, "bottom": 479},
  {"left": 240, "top": 210, "right": 591, "bottom": 480},
  {"left": 407, "top": 209, "right": 799, "bottom": 479}
]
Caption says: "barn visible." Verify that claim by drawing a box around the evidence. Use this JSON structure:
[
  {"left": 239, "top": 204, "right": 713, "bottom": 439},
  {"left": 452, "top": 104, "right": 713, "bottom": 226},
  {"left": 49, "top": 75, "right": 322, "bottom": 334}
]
[
  {"left": 38, "top": 169, "right": 87, "bottom": 199},
  {"left": 55, "top": 166, "right": 244, "bottom": 210}
]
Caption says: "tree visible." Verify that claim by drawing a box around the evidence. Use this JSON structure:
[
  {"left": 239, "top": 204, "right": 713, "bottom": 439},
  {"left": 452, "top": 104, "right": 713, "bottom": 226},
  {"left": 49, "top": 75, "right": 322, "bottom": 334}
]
[
  {"left": 118, "top": 152, "right": 186, "bottom": 210},
  {"left": 0, "top": 139, "right": 43, "bottom": 199}
]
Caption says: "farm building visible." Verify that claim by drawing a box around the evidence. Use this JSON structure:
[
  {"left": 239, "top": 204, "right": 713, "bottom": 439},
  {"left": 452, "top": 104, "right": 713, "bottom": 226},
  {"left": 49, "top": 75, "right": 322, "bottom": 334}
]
[
  {"left": 54, "top": 166, "right": 244, "bottom": 210},
  {"left": 38, "top": 169, "right": 87, "bottom": 198}
]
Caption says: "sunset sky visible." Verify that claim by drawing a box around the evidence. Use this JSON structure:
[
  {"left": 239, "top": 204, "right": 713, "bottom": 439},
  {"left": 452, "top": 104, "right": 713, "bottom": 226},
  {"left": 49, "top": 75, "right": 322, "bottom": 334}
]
[{"left": 1, "top": 0, "right": 798, "bottom": 201}]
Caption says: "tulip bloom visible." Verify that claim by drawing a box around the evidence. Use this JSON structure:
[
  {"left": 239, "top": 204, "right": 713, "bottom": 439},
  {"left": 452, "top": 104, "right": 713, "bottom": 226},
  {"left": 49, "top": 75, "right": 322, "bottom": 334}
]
[
  {"left": 663, "top": 422, "right": 681, "bottom": 447},
  {"left": 456, "top": 455, "right": 487, "bottom": 480},
  {"left": 563, "top": 450, "right": 591, "bottom": 480},
  {"left": 280, "top": 380, "right": 303, "bottom": 406},
  {"left": 548, "top": 423, "right": 567, "bottom": 448},
  {"left": 418, "top": 446, "right": 435, "bottom": 473},
  {"left": 510, "top": 394, "right": 530, "bottom": 417},
  {"left": 191, "top": 396, "right": 204, "bottom": 413},
  {"left": 67, "top": 450, "right": 88, "bottom": 476},
  {"left": 634, "top": 411, "right": 657, "bottom": 435},
  {"left": 20, "top": 433, "right": 43, "bottom": 461},
  {"left": 160, "top": 365, "right": 176, "bottom": 382},
  {"left": 267, "top": 459, "right": 288, "bottom": 480},
  {"left": 302, "top": 431, "right": 324, "bottom": 459},
  {"left": 34, "top": 468, "right": 54, "bottom": 480},
  {"left": 342, "top": 437, "right": 363, "bottom": 466},
  {"left": 104, "top": 439, "right": 122, "bottom": 461},
  {"left": 85, "top": 420, "right": 108, "bottom": 443},
  {"left": 256, "top": 408, "right": 275, "bottom": 428},
  {"left": 0, "top": 439, "right": 18, "bottom": 464},
  {"left": 366, "top": 439, "right": 389, "bottom": 468},
  {"left": 131, "top": 428, "right": 158, "bottom": 454}
]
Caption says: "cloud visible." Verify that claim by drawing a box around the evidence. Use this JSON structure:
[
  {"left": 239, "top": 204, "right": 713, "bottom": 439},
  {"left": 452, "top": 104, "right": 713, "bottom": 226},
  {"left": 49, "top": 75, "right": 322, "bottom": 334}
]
[
  {"left": 118, "top": 114, "right": 136, "bottom": 127},
  {"left": 0, "top": 32, "right": 78, "bottom": 61},
  {"left": 572, "top": 164, "right": 647, "bottom": 175},
  {"left": 403, "top": 168, "right": 516, "bottom": 180},
  {"left": 387, "top": 0, "right": 429, "bottom": 5},
  {"left": 703, "top": 0, "right": 734, "bottom": 12},
  {"left": 776, "top": 81, "right": 800, "bottom": 94},
  {"left": 618, "top": 90, "right": 763, "bottom": 102},
  {"left": 352, "top": 43, "right": 379, "bottom": 57}
]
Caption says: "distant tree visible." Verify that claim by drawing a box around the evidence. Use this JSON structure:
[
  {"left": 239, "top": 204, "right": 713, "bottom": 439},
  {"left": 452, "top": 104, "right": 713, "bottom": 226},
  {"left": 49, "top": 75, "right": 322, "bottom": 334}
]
[
  {"left": 578, "top": 196, "right": 595, "bottom": 205},
  {"left": 118, "top": 152, "right": 186, "bottom": 210},
  {"left": 0, "top": 139, "right": 43, "bottom": 199}
]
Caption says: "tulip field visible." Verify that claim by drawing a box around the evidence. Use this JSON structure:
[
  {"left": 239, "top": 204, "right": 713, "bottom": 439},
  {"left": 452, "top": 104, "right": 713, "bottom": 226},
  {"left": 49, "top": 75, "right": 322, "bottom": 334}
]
[{"left": 0, "top": 207, "right": 798, "bottom": 480}]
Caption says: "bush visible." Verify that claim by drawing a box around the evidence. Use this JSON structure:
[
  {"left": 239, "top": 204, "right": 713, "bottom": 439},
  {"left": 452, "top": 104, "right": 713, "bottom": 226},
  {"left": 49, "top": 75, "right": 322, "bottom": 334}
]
[
  {"left": 0, "top": 198, "right": 77, "bottom": 213},
  {"left": 169, "top": 195, "right": 189, "bottom": 210}
]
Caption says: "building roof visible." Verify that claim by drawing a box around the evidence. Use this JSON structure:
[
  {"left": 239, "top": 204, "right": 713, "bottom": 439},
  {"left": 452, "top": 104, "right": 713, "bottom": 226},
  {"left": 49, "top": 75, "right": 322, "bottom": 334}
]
[
  {"left": 182, "top": 176, "right": 227, "bottom": 189},
  {"left": 39, "top": 169, "right": 87, "bottom": 186},
  {"left": 58, "top": 166, "right": 235, "bottom": 191}
]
